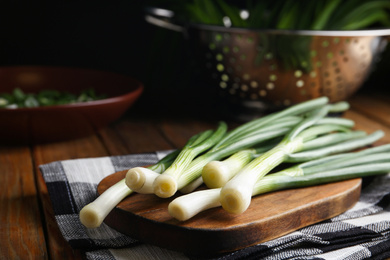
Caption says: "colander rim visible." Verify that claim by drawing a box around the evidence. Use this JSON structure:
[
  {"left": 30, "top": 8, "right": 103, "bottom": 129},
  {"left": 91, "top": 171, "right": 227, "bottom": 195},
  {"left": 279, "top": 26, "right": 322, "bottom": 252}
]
[{"left": 188, "top": 24, "right": 390, "bottom": 37}]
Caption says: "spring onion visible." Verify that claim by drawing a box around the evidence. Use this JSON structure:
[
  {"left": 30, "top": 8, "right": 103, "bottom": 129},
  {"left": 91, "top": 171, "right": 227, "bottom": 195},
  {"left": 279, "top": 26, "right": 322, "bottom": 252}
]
[
  {"left": 218, "top": 103, "right": 379, "bottom": 214},
  {"left": 174, "top": 98, "right": 332, "bottom": 191},
  {"left": 202, "top": 148, "right": 262, "bottom": 189},
  {"left": 152, "top": 122, "right": 228, "bottom": 198},
  {"left": 169, "top": 144, "right": 390, "bottom": 221},
  {"left": 79, "top": 150, "right": 178, "bottom": 228}
]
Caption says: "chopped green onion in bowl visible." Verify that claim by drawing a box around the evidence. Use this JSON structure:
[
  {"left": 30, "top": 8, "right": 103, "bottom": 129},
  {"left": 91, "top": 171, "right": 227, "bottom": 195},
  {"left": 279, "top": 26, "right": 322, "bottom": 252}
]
[{"left": 0, "top": 88, "right": 107, "bottom": 109}]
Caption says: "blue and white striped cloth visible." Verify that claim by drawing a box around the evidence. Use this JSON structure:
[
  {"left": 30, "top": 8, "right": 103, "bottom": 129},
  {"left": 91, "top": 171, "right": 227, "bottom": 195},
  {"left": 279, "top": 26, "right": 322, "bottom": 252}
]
[{"left": 39, "top": 151, "right": 390, "bottom": 260}]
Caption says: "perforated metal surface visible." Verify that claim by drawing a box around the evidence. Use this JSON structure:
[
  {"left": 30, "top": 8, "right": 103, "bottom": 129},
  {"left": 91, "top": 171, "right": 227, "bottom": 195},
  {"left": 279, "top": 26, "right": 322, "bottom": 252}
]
[{"left": 190, "top": 27, "right": 390, "bottom": 106}]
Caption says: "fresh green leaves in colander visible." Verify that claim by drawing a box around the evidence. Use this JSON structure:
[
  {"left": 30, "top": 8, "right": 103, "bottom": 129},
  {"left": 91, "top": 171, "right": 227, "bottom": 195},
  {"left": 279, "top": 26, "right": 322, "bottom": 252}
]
[
  {"left": 171, "top": 0, "right": 390, "bottom": 30},
  {"left": 0, "top": 88, "right": 107, "bottom": 109}
]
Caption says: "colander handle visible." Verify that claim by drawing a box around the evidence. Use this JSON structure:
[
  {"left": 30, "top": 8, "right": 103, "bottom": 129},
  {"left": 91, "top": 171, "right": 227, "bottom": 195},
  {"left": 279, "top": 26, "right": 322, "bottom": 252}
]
[{"left": 145, "top": 7, "right": 185, "bottom": 33}]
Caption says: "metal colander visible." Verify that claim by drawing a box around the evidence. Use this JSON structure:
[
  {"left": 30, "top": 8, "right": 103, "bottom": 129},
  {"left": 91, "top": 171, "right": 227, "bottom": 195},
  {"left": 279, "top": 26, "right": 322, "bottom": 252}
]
[{"left": 146, "top": 8, "right": 390, "bottom": 108}]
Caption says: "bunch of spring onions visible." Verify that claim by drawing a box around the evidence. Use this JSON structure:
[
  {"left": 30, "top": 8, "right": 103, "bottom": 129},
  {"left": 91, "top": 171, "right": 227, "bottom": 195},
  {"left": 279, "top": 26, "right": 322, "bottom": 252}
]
[
  {"left": 127, "top": 97, "right": 347, "bottom": 199},
  {"left": 79, "top": 96, "right": 388, "bottom": 227},
  {"left": 169, "top": 143, "right": 390, "bottom": 221}
]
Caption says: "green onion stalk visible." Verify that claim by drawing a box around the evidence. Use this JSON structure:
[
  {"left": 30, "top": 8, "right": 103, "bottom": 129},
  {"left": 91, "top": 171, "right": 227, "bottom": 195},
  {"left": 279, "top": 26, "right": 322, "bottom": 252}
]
[
  {"left": 219, "top": 103, "right": 383, "bottom": 214},
  {"left": 151, "top": 121, "right": 228, "bottom": 198},
  {"left": 174, "top": 98, "right": 334, "bottom": 194},
  {"left": 168, "top": 144, "right": 390, "bottom": 221},
  {"left": 79, "top": 150, "right": 179, "bottom": 228},
  {"left": 127, "top": 98, "right": 331, "bottom": 198},
  {"left": 125, "top": 117, "right": 298, "bottom": 197},
  {"left": 201, "top": 117, "right": 357, "bottom": 189}
]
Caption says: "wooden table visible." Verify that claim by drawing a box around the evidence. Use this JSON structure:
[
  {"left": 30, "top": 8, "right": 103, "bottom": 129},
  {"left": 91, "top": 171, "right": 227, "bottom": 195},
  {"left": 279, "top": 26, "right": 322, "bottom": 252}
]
[{"left": 1, "top": 90, "right": 390, "bottom": 259}]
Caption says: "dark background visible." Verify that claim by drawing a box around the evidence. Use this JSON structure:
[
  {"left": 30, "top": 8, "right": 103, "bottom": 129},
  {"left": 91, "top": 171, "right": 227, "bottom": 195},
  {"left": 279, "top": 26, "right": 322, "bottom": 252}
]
[
  {"left": 0, "top": 1, "right": 388, "bottom": 109},
  {"left": 0, "top": 1, "right": 197, "bottom": 104}
]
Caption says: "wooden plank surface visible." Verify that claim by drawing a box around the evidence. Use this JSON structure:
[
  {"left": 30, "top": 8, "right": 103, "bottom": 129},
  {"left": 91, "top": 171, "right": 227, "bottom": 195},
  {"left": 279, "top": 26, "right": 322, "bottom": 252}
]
[{"left": 0, "top": 146, "right": 47, "bottom": 259}]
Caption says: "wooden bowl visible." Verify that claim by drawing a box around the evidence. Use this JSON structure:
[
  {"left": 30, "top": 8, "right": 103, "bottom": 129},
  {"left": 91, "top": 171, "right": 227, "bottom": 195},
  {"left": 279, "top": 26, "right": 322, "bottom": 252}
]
[{"left": 0, "top": 66, "right": 143, "bottom": 143}]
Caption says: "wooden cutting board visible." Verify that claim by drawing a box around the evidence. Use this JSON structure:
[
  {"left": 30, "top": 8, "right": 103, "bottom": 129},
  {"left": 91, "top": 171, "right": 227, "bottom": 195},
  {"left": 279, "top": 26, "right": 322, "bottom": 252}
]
[{"left": 98, "top": 170, "right": 361, "bottom": 256}]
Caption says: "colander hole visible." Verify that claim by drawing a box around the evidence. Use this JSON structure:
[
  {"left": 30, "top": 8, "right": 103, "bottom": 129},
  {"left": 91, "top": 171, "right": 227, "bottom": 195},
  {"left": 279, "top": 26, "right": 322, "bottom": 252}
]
[
  {"left": 300, "top": 89, "right": 307, "bottom": 95},
  {"left": 247, "top": 37, "right": 254, "bottom": 43},
  {"left": 243, "top": 74, "right": 250, "bottom": 80},
  {"left": 333, "top": 38, "right": 340, "bottom": 44},
  {"left": 259, "top": 90, "right": 267, "bottom": 96},
  {"left": 310, "top": 71, "right": 317, "bottom": 78},
  {"left": 322, "top": 41, "right": 330, "bottom": 47},
  {"left": 310, "top": 50, "right": 317, "bottom": 57},
  {"left": 316, "top": 61, "right": 322, "bottom": 67},
  {"left": 283, "top": 100, "right": 291, "bottom": 106},
  {"left": 209, "top": 43, "right": 216, "bottom": 50},
  {"left": 269, "top": 74, "right": 277, "bottom": 81},
  {"left": 265, "top": 52, "right": 273, "bottom": 59},
  {"left": 310, "top": 82, "right": 316, "bottom": 88},
  {"left": 267, "top": 82, "right": 275, "bottom": 90},
  {"left": 325, "top": 80, "right": 332, "bottom": 86},
  {"left": 241, "top": 84, "right": 249, "bottom": 91},
  {"left": 343, "top": 57, "right": 349, "bottom": 62},
  {"left": 217, "top": 64, "right": 225, "bottom": 71},
  {"left": 332, "top": 61, "right": 338, "bottom": 67},
  {"left": 335, "top": 68, "right": 341, "bottom": 74},
  {"left": 301, "top": 61, "right": 309, "bottom": 68},
  {"left": 296, "top": 80, "right": 304, "bottom": 87},
  {"left": 221, "top": 74, "right": 229, "bottom": 81},
  {"left": 324, "top": 71, "right": 330, "bottom": 77},
  {"left": 336, "top": 76, "right": 342, "bottom": 82},
  {"left": 250, "top": 81, "right": 258, "bottom": 88},
  {"left": 250, "top": 94, "right": 257, "bottom": 100},
  {"left": 223, "top": 46, "right": 230, "bottom": 53},
  {"left": 216, "top": 54, "right": 223, "bottom": 61},
  {"left": 220, "top": 82, "right": 227, "bottom": 89},
  {"left": 339, "top": 50, "right": 345, "bottom": 55},
  {"left": 229, "top": 88, "right": 236, "bottom": 95},
  {"left": 233, "top": 46, "right": 239, "bottom": 53},
  {"left": 240, "top": 54, "right": 246, "bottom": 60},
  {"left": 215, "top": 34, "right": 223, "bottom": 42},
  {"left": 230, "top": 57, "right": 236, "bottom": 63},
  {"left": 294, "top": 70, "right": 303, "bottom": 77},
  {"left": 327, "top": 52, "right": 334, "bottom": 59},
  {"left": 234, "top": 77, "right": 240, "bottom": 83}
]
